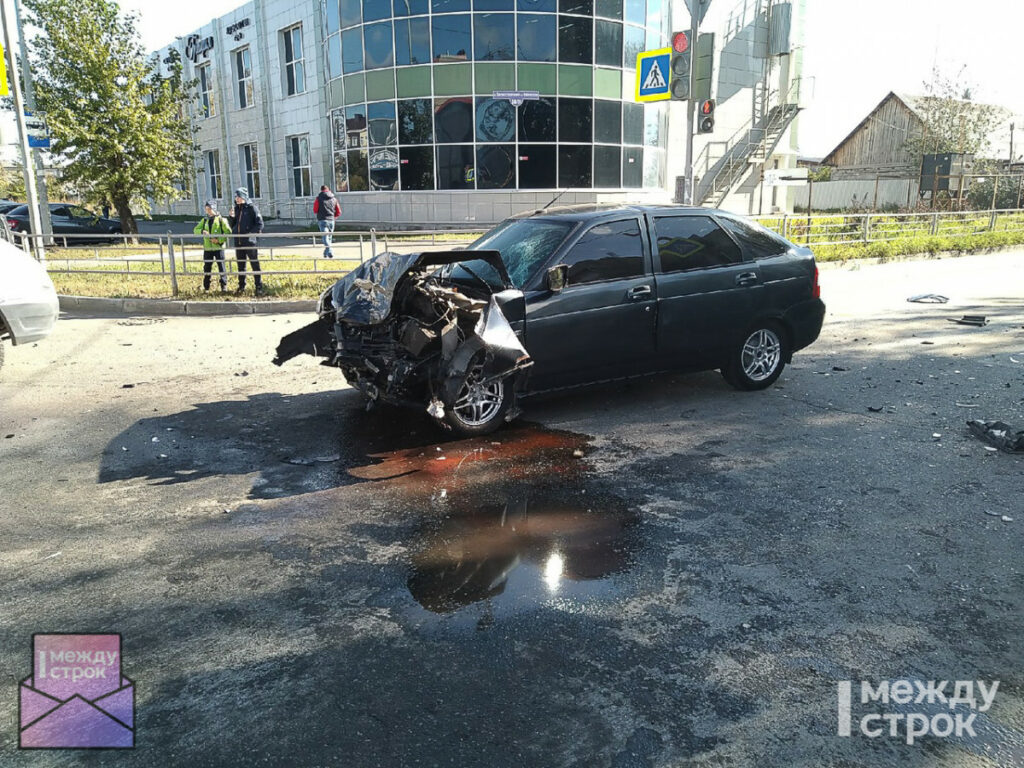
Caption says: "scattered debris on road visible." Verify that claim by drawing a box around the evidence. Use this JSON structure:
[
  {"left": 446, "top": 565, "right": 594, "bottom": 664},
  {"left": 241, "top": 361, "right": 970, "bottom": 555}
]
[
  {"left": 948, "top": 315, "right": 988, "bottom": 327},
  {"left": 967, "top": 420, "right": 1024, "bottom": 453},
  {"left": 907, "top": 294, "right": 949, "bottom": 303}
]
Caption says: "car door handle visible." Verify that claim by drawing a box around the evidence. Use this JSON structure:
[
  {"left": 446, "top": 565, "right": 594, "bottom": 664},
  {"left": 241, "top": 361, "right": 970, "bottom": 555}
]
[
  {"left": 735, "top": 272, "right": 759, "bottom": 286},
  {"left": 627, "top": 285, "right": 652, "bottom": 300}
]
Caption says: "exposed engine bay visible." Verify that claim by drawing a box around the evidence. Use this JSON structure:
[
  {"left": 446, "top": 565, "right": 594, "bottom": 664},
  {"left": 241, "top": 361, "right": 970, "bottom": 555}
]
[{"left": 273, "top": 250, "right": 532, "bottom": 433}]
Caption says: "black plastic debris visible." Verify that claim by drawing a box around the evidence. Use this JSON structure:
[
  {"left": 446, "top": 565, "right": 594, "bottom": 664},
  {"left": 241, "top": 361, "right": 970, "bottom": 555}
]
[
  {"left": 949, "top": 315, "right": 988, "bottom": 327},
  {"left": 907, "top": 294, "right": 949, "bottom": 303},
  {"left": 967, "top": 420, "right": 1024, "bottom": 453}
]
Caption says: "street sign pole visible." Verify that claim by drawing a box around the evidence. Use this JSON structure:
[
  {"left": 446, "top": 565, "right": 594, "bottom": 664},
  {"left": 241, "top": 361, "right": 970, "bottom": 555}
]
[
  {"left": 14, "top": 0, "right": 52, "bottom": 244},
  {"left": 0, "top": 0, "right": 43, "bottom": 260},
  {"left": 683, "top": 4, "right": 700, "bottom": 205}
]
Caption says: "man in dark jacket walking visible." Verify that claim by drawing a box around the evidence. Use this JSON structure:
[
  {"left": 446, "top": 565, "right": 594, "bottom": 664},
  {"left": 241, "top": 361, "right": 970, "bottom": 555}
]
[
  {"left": 229, "top": 187, "right": 265, "bottom": 296},
  {"left": 313, "top": 185, "right": 340, "bottom": 258}
]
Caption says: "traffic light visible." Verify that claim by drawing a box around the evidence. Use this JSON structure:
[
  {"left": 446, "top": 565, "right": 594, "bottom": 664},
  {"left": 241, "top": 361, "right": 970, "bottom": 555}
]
[
  {"left": 697, "top": 99, "right": 715, "bottom": 133},
  {"left": 669, "top": 31, "right": 691, "bottom": 101}
]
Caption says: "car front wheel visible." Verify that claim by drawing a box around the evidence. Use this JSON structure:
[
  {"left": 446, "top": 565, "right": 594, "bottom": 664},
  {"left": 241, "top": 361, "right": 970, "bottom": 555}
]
[
  {"left": 442, "top": 364, "right": 513, "bottom": 436},
  {"left": 722, "top": 322, "right": 787, "bottom": 391}
]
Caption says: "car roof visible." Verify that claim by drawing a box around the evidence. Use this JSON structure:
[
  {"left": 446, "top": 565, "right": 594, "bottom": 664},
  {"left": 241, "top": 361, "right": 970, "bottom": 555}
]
[{"left": 508, "top": 203, "right": 727, "bottom": 222}]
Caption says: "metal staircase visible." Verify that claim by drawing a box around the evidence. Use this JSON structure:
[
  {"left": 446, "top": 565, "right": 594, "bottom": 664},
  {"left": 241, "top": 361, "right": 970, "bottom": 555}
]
[{"left": 694, "top": 101, "right": 800, "bottom": 208}]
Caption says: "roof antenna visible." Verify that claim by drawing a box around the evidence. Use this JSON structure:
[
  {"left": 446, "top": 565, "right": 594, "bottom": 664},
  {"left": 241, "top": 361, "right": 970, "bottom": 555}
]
[{"left": 541, "top": 188, "right": 568, "bottom": 210}]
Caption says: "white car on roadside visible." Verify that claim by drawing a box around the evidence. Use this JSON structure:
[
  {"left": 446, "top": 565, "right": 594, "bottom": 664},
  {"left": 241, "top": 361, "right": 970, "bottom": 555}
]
[{"left": 0, "top": 238, "right": 59, "bottom": 372}]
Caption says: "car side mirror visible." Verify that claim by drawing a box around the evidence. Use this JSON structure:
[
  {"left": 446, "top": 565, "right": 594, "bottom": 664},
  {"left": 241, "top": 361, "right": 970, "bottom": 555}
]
[{"left": 546, "top": 264, "right": 568, "bottom": 293}]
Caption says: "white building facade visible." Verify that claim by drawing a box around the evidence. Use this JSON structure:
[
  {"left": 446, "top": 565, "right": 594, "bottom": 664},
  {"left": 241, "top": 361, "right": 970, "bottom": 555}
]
[{"left": 154, "top": 0, "right": 805, "bottom": 224}]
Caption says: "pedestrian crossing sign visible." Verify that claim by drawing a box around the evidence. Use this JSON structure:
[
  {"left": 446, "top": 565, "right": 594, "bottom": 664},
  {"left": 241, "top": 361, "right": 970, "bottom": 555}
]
[{"left": 635, "top": 47, "right": 671, "bottom": 103}]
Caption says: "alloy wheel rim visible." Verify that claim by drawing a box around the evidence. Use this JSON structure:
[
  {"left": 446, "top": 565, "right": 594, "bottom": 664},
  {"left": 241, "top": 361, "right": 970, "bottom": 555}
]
[
  {"left": 453, "top": 375, "right": 504, "bottom": 426},
  {"left": 741, "top": 329, "right": 781, "bottom": 381}
]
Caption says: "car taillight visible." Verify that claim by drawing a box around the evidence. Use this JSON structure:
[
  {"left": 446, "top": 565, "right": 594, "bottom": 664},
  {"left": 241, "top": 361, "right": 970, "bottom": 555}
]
[
  {"left": 6, "top": 220, "right": 16, "bottom": 228},
  {"left": 811, "top": 265, "right": 820, "bottom": 299}
]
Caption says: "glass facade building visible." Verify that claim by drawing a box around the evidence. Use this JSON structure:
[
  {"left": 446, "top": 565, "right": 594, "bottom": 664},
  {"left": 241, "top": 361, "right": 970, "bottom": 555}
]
[{"left": 324, "top": 0, "right": 672, "bottom": 195}]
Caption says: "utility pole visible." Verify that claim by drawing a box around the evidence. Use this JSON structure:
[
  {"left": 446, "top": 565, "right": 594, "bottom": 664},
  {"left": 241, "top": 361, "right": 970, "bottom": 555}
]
[
  {"left": 0, "top": 0, "right": 43, "bottom": 260},
  {"left": 14, "top": 0, "right": 51, "bottom": 243}
]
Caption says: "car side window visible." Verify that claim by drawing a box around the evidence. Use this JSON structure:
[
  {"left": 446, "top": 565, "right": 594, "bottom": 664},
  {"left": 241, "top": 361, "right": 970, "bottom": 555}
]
[
  {"left": 561, "top": 218, "right": 645, "bottom": 286},
  {"left": 69, "top": 205, "right": 94, "bottom": 219},
  {"left": 718, "top": 215, "right": 788, "bottom": 259},
  {"left": 654, "top": 215, "right": 743, "bottom": 273},
  {"left": 51, "top": 207, "right": 71, "bottom": 217}
]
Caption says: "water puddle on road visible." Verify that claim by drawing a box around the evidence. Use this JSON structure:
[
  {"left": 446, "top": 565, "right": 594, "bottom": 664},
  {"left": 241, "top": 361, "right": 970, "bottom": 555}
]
[{"left": 335, "top": 416, "right": 640, "bottom": 618}]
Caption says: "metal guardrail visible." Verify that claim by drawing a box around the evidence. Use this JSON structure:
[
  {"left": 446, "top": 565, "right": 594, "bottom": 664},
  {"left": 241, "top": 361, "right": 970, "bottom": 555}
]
[
  {"left": 17, "top": 227, "right": 486, "bottom": 297},
  {"left": 752, "top": 208, "right": 1024, "bottom": 247},
  {"left": 15, "top": 209, "right": 1024, "bottom": 297}
]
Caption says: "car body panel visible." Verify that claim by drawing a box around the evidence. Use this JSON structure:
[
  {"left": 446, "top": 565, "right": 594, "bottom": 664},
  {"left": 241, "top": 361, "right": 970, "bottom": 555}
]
[{"left": 0, "top": 239, "right": 59, "bottom": 345}]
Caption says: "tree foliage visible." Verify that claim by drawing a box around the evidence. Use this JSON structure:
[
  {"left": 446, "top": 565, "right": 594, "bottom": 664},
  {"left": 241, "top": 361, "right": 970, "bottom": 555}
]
[
  {"left": 903, "top": 67, "right": 1002, "bottom": 159},
  {"left": 966, "top": 175, "right": 1024, "bottom": 210},
  {"left": 22, "top": 0, "right": 195, "bottom": 233}
]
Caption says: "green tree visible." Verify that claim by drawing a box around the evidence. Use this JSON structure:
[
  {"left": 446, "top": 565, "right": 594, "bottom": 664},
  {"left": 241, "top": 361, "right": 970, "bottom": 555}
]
[
  {"left": 966, "top": 174, "right": 1024, "bottom": 210},
  {"left": 22, "top": 0, "right": 195, "bottom": 234},
  {"left": 903, "top": 67, "right": 1002, "bottom": 158},
  {"left": 0, "top": 165, "right": 27, "bottom": 200}
]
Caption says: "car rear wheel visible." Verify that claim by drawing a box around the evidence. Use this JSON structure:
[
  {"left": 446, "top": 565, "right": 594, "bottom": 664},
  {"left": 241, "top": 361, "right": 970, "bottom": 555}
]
[
  {"left": 442, "top": 363, "right": 512, "bottom": 437},
  {"left": 722, "top": 322, "right": 787, "bottom": 391}
]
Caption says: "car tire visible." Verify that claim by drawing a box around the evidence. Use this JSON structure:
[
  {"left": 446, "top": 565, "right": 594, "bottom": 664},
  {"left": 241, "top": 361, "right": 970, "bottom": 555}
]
[
  {"left": 722, "top": 321, "right": 787, "bottom": 391},
  {"left": 441, "top": 366, "right": 514, "bottom": 437}
]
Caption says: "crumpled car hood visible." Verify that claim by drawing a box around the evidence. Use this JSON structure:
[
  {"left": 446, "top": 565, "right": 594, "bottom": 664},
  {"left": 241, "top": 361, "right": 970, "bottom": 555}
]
[
  {"left": 274, "top": 249, "right": 531, "bottom": 417},
  {"left": 330, "top": 249, "right": 514, "bottom": 326}
]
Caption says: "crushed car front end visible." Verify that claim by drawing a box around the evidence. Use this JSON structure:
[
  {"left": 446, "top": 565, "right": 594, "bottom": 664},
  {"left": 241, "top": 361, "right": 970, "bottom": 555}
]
[{"left": 274, "top": 250, "right": 532, "bottom": 435}]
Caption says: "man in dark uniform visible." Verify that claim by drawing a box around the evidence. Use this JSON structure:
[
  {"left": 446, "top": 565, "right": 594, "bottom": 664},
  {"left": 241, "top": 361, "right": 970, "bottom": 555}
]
[{"left": 229, "top": 187, "right": 265, "bottom": 296}]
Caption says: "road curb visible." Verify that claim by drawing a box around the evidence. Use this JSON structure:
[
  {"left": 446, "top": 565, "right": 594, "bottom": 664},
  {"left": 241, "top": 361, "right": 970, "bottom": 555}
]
[{"left": 59, "top": 295, "right": 316, "bottom": 317}]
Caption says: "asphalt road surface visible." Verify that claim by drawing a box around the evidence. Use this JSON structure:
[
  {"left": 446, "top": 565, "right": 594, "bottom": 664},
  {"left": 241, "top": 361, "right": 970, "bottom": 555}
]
[{"left": 2, "top": 251, "right": 1023, "bottom": 767}]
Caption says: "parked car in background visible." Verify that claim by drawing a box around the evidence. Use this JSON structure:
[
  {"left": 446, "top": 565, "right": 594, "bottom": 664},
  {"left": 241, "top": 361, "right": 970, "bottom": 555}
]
[
  {"left": 275, "top": 204, "right": 826, "bottom": 435},
  {"left": 0, "top": 200, "right": 22, "bottom": 214},
  {"left": 6, "top": 203, "right": 122, "bottom": 242},
  {"left": 0, "top": 237, "right": 58, "bottom": 373}
]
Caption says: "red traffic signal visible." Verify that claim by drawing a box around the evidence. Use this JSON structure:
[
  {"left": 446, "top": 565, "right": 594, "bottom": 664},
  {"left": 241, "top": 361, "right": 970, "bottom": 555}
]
[
  {"left": 672, "top": 32, "right": 689, "bottom": 53},
  {"left": 698, "top": 99, "right": 715, "bottom": 134}
]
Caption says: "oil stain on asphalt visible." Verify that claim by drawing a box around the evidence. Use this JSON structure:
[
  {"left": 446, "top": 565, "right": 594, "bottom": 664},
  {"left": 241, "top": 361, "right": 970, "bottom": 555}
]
[{"left": 335, "top": 416, "right": 641, "bottom": 621}]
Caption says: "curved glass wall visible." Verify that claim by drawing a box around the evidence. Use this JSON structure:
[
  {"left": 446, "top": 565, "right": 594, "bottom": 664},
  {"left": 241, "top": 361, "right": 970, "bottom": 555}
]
[{"left": 324, "top": 0, "right": 670, "bottom": 193}]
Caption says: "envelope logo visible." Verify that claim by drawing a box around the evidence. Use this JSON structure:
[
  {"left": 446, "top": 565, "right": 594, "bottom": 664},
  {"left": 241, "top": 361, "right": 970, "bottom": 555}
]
[{"left": 19, "top": 633, "right": 134, "bottom": 749}]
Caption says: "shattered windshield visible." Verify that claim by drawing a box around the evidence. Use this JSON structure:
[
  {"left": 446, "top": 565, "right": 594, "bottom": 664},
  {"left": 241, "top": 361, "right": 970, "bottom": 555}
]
[{"left": 451, "top": 219, "right": 577, "bottom": 289}]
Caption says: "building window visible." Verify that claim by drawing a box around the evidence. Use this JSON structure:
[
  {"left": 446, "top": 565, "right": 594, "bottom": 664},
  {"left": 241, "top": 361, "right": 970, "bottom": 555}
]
[
  {"left": 287, "top": 135, "right": 312, "bottom": 197},
  {"left": 205, "top": 149, "right": 222, "bottom": 199},
  {"left": 239, "top": 142, "right": 261, "bottom": 198},
  {"left": 282, "top": 25, "right": 305, "bottom": 96},
  {"left": 197, "top": 64, "right": 215, "bottom": 118},
  {"left": 234, "top": 47, "right": 254, "bottom": 109}
]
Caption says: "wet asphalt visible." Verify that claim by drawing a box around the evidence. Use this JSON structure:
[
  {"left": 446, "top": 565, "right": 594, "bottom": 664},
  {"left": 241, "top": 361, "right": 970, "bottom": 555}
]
[{"left": 1, "top": 250, "right": 1023, "bottom": 767}]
